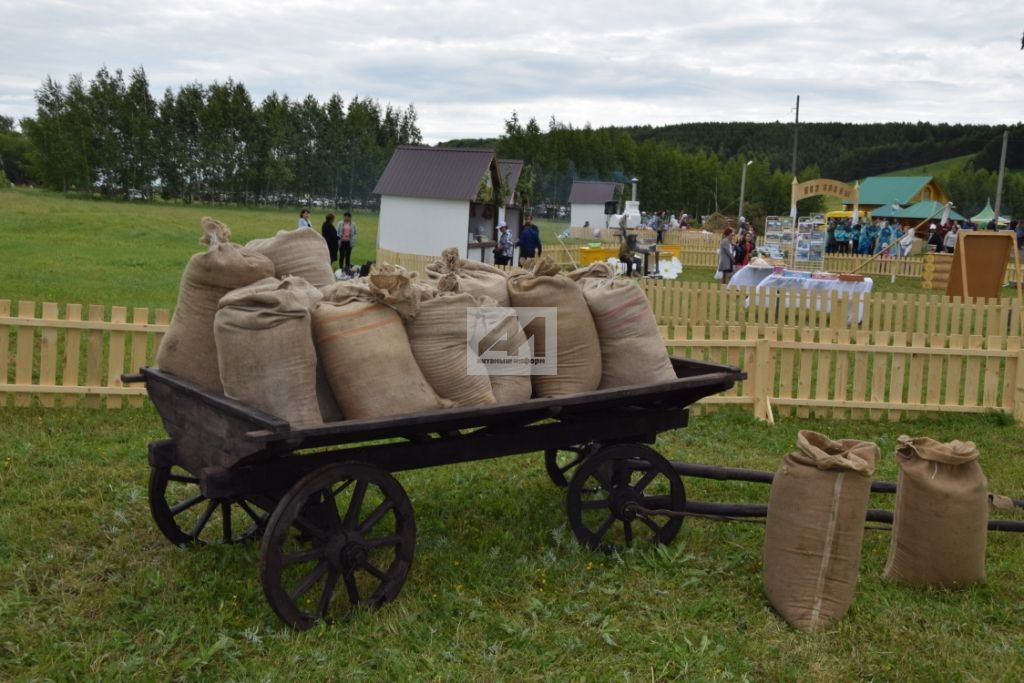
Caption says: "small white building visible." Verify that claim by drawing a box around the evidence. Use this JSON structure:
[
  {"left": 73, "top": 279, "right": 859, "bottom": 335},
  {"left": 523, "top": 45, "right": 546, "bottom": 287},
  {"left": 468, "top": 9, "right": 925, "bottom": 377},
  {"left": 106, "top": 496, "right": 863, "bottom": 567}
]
[
  {"left": 373, "top": 146, "right": 522, "bottom": 263},
  {"left": 568, "top": 180, "right": 623, "bottom": 230}
]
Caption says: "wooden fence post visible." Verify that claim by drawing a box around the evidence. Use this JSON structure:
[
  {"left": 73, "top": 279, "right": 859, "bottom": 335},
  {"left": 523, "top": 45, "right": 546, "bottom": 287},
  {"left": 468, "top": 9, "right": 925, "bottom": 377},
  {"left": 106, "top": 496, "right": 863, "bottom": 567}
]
[
  {"left": 15, "top": 301, "right": 35, "bottom": 407},
  {"left": 1015, "top": 344, "right": 1024, "bottom": 424},
  {"left": 752, "top": 335, "right": 774, "bottom": 423}
]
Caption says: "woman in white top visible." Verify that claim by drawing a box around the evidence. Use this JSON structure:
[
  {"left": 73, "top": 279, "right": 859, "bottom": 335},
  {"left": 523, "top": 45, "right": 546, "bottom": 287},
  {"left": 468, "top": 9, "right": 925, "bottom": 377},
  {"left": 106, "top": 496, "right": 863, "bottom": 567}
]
[
  {"left": 943, "top": 225, "right": 959, "bottom": 253},
  {"left": 297, "top": 209, "right": 312, "bottom": 229},
  {"left": 898, "top": 226, "right": 915, "bottom": 257}
]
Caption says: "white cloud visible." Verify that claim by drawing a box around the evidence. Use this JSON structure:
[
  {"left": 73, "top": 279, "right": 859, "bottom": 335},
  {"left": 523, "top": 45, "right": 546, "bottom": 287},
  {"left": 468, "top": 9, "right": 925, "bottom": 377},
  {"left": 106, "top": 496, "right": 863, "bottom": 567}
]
[{"left": 1, "top": 0, "right": 1021, "bottom": 141}]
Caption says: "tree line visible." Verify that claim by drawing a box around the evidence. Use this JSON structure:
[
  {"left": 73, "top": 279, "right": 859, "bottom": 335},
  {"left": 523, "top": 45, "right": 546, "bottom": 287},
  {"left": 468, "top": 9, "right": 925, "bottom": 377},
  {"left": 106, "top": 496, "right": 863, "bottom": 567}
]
[
  {"left": 11, "top": 66, "right": 421, "bottom": 205},
  {"left": 3, "top": 66, "right": 1022, "bottom": 225},
  {"left": 448, "top": 115, "right": 1023, "bottom": 226}
]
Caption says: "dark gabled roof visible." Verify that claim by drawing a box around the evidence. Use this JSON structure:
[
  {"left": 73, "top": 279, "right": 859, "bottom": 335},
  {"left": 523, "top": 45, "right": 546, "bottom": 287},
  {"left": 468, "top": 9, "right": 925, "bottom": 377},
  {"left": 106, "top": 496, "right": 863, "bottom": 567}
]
[
  {"left": 373, "top": 146, "right": 495, "bottom": 201},
  {"left": 497, "top": 159, "right": 523, "bottom": 204},
  {"left": 568, "top": 180, "right": 622, "bottom": 204}
]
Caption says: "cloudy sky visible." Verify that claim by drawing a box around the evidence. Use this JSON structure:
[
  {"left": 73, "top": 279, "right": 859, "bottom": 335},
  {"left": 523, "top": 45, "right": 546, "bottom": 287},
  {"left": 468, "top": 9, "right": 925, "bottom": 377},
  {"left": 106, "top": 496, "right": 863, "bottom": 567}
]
[{"left": 2, "top": 0, "right": 1022, "bottom": 143}]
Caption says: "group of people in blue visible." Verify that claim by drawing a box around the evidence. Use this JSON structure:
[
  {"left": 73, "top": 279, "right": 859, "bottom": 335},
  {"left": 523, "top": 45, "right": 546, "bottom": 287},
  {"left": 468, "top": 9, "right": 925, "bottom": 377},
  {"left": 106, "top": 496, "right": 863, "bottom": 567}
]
[{"left": 826, "top": 218, "right": 902, "bottom": 255}]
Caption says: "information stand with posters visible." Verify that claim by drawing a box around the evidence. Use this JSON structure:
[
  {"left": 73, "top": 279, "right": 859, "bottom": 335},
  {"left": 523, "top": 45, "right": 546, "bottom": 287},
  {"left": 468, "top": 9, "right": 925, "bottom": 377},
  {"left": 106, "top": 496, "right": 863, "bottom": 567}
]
[
  {"left": 794, "top": 214, "right": 827, "bottom": 268},
  {"left": 764, "top": 215, "right": 795, "bottom": 259}
]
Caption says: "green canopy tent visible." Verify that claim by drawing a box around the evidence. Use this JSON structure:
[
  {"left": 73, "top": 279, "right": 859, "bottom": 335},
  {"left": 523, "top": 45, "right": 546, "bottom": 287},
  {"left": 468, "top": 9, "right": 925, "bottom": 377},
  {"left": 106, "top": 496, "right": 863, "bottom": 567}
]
[{"left": 970, "top": 199, "right": 1010, "bottom": 226}]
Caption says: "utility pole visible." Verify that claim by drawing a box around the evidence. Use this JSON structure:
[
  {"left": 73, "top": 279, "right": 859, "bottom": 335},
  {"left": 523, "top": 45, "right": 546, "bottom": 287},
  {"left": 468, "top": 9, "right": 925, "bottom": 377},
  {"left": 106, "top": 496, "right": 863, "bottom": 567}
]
[
  {"left": 993, "top": 129, "right": 1009, "bottom": 223},
  {"left": 791, "top": 95, "right": 800, "bottom": 178}
]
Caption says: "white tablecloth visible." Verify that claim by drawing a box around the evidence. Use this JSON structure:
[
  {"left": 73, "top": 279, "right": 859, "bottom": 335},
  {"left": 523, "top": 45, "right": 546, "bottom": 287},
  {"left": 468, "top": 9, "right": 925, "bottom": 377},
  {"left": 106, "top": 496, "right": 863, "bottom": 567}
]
[
  {"left": 730, "top": 268, "right": 873, "bottom": 323},
  {"left": 728, "top": 265, "right": 776, "bottom": 288}
]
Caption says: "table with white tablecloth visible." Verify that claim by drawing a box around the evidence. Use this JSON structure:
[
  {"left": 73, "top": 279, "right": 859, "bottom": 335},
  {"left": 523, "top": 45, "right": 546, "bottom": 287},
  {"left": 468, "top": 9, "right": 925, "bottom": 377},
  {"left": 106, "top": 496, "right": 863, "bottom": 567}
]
[
  {"left": 729, "top": 266, "right": 873, "bottom": 323},
  {"left": 728, "top": 264, "right": 776, "bottom": 288}
]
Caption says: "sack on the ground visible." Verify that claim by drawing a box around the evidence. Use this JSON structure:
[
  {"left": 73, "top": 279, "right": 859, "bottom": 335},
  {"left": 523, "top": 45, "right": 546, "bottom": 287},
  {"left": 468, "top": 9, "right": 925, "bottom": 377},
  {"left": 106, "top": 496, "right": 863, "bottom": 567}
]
[
  {"left": 506, "top": 256, "right": 602, "bottom": 397},
  {"left": 405, "top": 275, "right": 496, "bottom": 407},
  {"left": 472, "top": 295, "right": 532, "bottom": 404},
  {"left": 314, "top": 270, "right": 451, "bottom": 420},
  {"left": 215, "top": 276, "right": 326, "bottom": 426},
  {"left": 763, "top": 431, "right": 878, "bottom": 632},
  {"left": 569, "top": 265, "right": 676, "bottom": 389},
  {"left": 425, "top": 247, "right": 510, "bottom": 306},
  {"left": 156, "top": 218, "right": 275, "bottom": 392},
  {"left": 883, "top": 436, "right": 988, "bottom": 588},
  {"left": 246, "top": 228, "right": 335, "bottom": 288}
]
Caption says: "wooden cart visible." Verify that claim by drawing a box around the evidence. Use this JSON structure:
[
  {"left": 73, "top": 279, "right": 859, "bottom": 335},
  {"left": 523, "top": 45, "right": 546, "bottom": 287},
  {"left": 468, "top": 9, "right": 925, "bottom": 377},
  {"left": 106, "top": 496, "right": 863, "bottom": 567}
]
[{"left": 125, "top": 358, "right": 744, "bottom": 630}]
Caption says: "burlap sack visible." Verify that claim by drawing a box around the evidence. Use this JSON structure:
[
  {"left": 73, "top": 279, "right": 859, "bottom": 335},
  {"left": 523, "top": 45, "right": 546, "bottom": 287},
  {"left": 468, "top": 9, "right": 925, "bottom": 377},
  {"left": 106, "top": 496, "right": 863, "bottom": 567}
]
[
  {"left": 215, "top": 277, "right": 326, "bottom": 426},
  {"left": 472, "top": 295, "right": 532, "bottom": 404},
  {"left": 566, "top": 262, "right": 618, "bottom": 281},
  {"left": 506, "top": 257, "right": 602, "bottom": 397},
  {"left": 404, "top": 275, "right": 496, "bottom": 407},
  {"left": 570, "top": 266, "right": 675, "bottom": 389},
  {"left": 763, "top": 431, "right": 878, "bottom": 632},
  {"left": 156, "top": 218, "right": 275, "bottom": 392},
  {"left": 883, "top": 436, "right": 988, "bottom": 588},
  {"left": 314, "top": 271, "right": 451, "bottom": 420},
  {"left": 246, "top": 228, "right": 336, "bottom": 288},
  {"left": 425, "top": 247, "right": 510, "bottom": 306}
]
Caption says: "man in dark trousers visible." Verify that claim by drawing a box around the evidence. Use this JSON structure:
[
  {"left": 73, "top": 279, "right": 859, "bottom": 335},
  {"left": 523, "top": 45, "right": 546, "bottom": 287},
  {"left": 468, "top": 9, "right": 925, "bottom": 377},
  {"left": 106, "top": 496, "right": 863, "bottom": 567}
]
[{"left": 517, "top": 215, "right": 542, "bottom": 265}]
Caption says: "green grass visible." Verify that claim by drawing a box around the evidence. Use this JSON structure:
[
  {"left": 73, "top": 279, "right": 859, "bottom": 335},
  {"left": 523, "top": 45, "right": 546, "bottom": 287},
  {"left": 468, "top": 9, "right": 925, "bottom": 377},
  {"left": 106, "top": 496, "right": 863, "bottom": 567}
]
[
  {"left": 2, "top": 408, "right": 1023, "bottom": 680},
  {"left": 3, "top": 187, "right": 1024, "bottom": 679},
  {"left": 0, "top": 187, "right": 380, "bottom": 311},
  {"left": 880, "top": 154, "right": 975, "bottom": 178}
]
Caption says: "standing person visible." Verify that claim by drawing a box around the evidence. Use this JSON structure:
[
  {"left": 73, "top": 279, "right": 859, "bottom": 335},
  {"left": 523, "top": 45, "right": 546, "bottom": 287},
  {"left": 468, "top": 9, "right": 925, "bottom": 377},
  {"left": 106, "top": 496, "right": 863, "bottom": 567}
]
[
  {"left": 338, "top": 211, "right": 357, "bottom": 271},
  {"left": 718, "top": 227, "right": 736, "bottom": 285},
  {"left": 495, "top": 222, "right": 514, "bottom": 266},
  {"left": 321, "top": 213, "right": 338, "bottom": 267},
  {"left": 517, "top": 215, "right": 542, "bottom": 265},
  {"left": 298, "top": 208, "right": 313, "bottom": 229},
  {"left": 944, "top": 223, "right": 959, "bottom": 253},
  {"left": 655, "top": 211, "right": 666, "bottom": 243},
  {"left": 899, "top": 225, "right": 915, "bottom": 257},
  {"left": 734, "top": 231, "right": 755, "bottom": 267}
]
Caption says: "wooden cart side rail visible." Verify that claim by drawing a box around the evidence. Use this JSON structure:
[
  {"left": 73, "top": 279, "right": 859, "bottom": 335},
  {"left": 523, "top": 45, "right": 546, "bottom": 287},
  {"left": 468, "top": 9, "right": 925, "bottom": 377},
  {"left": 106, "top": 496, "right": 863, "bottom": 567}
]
[
  {"left": 225, "top": 363, "right": 742, "bottom": 450},
  {"left": 203, "top": 407, "right": 693, "bottom": 497}
]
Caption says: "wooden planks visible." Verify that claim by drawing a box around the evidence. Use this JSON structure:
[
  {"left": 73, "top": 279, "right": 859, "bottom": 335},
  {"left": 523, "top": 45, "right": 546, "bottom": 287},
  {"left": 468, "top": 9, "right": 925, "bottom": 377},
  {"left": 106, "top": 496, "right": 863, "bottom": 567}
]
[
  {"left": 3, "top": 293, "right": 1024, "bottom": 422},
  {"left": 0, "top": 299, "right": 170, "bottom": 407}
]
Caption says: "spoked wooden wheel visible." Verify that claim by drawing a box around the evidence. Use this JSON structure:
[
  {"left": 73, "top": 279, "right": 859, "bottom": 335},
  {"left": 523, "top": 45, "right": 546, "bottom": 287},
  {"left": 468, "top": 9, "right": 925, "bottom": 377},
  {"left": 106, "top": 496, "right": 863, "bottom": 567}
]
[
  {"left": 566, "top": 444, "right": 685, "bottom": 553},
  {"left": 544, "top": 443, "right": 598, "bottom": 487},
  {"left": 259, "top": 462, "right": 416, "bottom": 631},
  {"left": 148, "top": 464, "right": 267, "bottom": 546}
]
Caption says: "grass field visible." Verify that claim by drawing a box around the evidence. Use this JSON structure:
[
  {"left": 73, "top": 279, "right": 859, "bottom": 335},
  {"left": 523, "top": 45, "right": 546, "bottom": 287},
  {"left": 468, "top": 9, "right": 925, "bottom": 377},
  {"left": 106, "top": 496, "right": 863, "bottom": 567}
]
[
  {"left": 880, "top": 154, "right": 975, "bottom": 178},
  {"left": 2, "top": 187, "right": 1024, "bottom": 680}
]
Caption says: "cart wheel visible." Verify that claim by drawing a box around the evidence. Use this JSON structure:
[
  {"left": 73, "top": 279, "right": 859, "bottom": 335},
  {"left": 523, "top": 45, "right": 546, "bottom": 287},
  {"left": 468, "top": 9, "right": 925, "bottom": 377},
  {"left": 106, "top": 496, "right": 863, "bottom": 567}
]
[
  {"left": 260, "top": 462, "right": 415, "bottom": 631},
  {"left": 544, "top": 443, "right": 597, "bottom": 487},
  {"left": 566, "top": 444, "right": 685, "bottom": 553},
  {"left": 148, "top": 464, "right": 267, "bottom": 546}
]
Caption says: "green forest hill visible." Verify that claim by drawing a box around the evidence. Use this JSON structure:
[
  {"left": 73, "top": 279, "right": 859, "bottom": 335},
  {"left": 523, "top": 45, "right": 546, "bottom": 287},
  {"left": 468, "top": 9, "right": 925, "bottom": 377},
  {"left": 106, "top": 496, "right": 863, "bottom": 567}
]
[{"left": 446, "top": 118, "right": 1023, "bottom": 225}]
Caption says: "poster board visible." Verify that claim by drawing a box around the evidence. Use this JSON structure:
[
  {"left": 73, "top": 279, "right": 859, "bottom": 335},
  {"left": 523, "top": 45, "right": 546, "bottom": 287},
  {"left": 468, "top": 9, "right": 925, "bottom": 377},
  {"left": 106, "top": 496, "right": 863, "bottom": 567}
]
[
  {"left": 764, "top": 215, "right": 794, "bottom": 258},
  {"left": 946, "top": 232, "right": 1014, "bottom": 300},
  {"left": 794, "top": 215, "right": 826, "bottom": 266}
]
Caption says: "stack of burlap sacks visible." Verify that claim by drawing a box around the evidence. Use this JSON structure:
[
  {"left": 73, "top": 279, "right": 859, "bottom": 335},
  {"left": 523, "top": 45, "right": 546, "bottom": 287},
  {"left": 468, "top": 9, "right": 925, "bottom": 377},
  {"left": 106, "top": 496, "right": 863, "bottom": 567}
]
[
  {"left": 155, "top": 223, "right": 678, "bottom": 427},
  {"left": 763, "top": 431, "right": 993, "bottom": 632}
]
